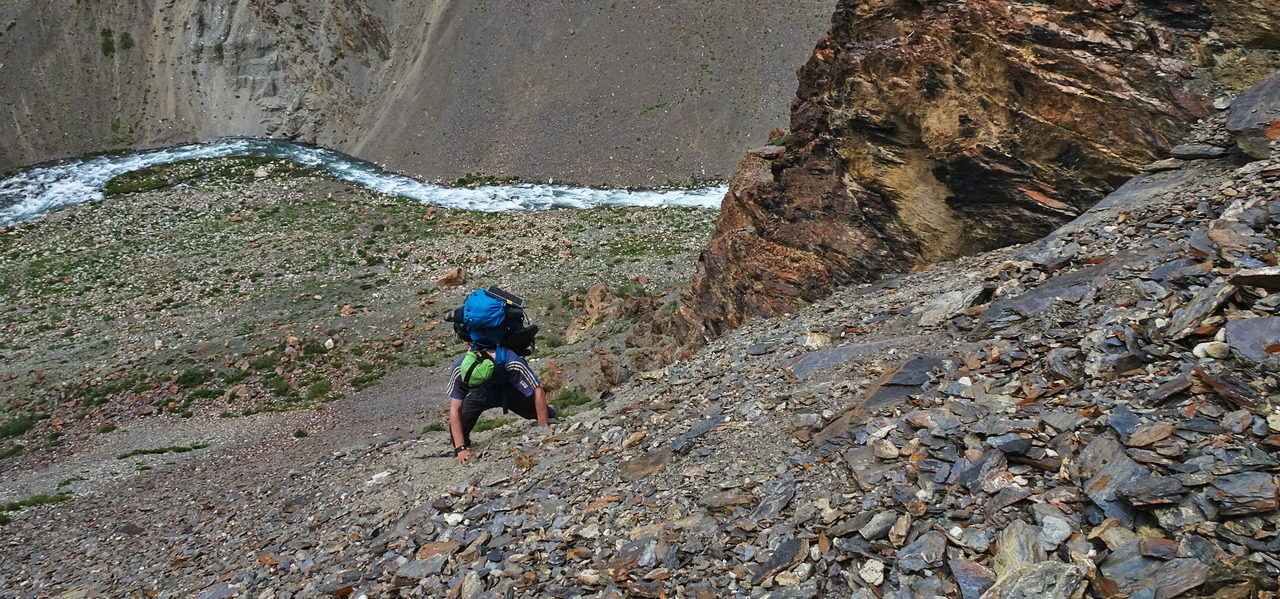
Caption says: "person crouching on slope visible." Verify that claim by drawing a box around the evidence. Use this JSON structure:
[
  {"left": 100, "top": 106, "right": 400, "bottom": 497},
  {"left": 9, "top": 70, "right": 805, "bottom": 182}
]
[{"left": 446, "top": 347, "right": 556, "bottom": 465}]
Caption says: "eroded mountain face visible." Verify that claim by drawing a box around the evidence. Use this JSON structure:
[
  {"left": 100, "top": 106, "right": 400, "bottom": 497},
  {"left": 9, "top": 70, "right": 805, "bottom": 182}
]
[
  {"left": 0, "top": 0, "right": 833, "bottom": 186},
  {"left": 680, "top": 0, "right": 1280, "bottom": 341}
]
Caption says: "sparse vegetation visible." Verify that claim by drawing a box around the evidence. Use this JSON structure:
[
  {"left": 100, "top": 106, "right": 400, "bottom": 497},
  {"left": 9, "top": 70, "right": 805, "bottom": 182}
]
[
  {"left": 116, "top": 443, "right": 209, "bottom": 460},
  {"left": 292, "top": 429, "right": 308, "bottom": 438},
  {"left": 422, "top": 422, "right": 446, "bottom": 433},
  {"left": 100, "top": 28, "right": 114, "bottom": 56},
  {"left": 449, "top": 172, "right": 520, "bottom": 188},
  {"left": 0, "top": 492, "right": 73, "bottom": 525},
  {"left": 96, "top": 423, "right": 118, "bottom": 434},
  {"left": 0, "top": 412, "right": 46, "bottom": 439},
  {"left": 472, "top": 418, "right": 514, "bottom": 433}
]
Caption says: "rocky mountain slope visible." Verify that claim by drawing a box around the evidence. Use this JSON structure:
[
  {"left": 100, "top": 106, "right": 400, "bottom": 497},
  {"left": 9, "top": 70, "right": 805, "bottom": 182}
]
[
  {"left": 0, "top": 158, "right": 716, "bottom": 471},
  {"left": 679, "top": 0, "right": 1280, "bottom": 340},
  {"left": 2, "top": 81, "right": 1277, "bottom": 599},
  {"left": 0, "top": 0, "right": 833, "bottom": 186}
]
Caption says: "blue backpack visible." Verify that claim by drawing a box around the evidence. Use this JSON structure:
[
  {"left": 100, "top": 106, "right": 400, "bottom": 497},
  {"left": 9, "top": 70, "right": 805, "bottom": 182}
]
[
  {"left": 461, "top": 289, "right": 509, "bottom": 348},
  {"left": 447, "top": 287, "right": 538, "bottom": 354}
]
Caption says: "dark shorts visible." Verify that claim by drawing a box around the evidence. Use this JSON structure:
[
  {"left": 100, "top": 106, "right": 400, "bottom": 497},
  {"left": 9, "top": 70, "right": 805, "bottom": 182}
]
[{"left": 453, "top": 391, "right": 554, "bottom": 446}]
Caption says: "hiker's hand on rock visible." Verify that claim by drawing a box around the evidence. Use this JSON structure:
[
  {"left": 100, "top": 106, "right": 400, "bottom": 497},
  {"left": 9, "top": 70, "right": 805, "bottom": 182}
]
[{"left": 456, "top": 449, "right": 472, "bottom": 465}]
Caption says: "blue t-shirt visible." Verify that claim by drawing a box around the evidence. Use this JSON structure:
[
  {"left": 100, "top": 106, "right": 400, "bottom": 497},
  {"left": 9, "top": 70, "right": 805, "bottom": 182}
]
[{"left": 446, "top": 352, "right": 541, "bottom": 403}]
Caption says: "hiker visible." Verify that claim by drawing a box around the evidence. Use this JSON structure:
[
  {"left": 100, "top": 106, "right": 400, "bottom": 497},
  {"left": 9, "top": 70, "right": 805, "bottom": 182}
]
[
  {"left": 442, "top": 287, "right": 552, "bottom": 464},
  {"left": 446, "top": 347, "right": 554, "bottom": 464}
]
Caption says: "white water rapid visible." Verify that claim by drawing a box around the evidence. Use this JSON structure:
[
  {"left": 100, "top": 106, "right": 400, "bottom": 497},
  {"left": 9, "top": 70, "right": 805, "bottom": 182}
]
[{"left": 0, "top": 138, "right": 726, "bottom": 226}]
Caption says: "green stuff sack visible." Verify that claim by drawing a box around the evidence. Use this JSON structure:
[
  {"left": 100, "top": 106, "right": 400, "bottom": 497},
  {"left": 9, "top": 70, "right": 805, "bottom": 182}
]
[{"left": 460, "top": 351, "right": 495, "bottom": 386}]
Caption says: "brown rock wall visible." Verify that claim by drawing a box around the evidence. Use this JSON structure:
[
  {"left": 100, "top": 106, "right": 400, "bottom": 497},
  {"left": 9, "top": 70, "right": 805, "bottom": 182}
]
[{"left": 682, "top": 0, "right": 1279, "bottom": 341}]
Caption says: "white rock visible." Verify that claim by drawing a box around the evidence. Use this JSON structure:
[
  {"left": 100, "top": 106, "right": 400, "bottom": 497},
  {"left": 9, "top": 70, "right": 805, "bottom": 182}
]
[
  {"left": 324, "top": 338, "right": 335, "bottom": 350},
  {"left": 859, "top": 559, "right": 885, "bottom": 586},
  {"left": 1193, "top": 341, "right": 1230, "bottom": 359}
]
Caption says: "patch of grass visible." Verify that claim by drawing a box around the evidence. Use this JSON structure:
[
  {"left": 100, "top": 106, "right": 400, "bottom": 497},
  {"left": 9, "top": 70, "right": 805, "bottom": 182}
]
[
  {"left": 248, "top": 353, "right": 278, "bottom": 371},
  {"left": 422, "top": 422, "right": 445, "bottom": 433},
  {"left": 96, "top": 423, "right": 117, "bottom": 434},
  {"left": 0, "top": 445, "right": 22, "bottom": 459},
  {"left": 304, "top": 379, "right": 332, "bottom": 401},
  {"left": 262, "top": 374, "right": 289, "bottom": 396},
  {"left": 100, "top": 28, "right": 114, "bottom": 56},
  {"left": 175, "top": 368, "right": 212, "bottom": 389},
  {"left": 118, "top": 31, "right": 134, "bottom": 51},
  {"left": 351, "top": 370, "right": 385, "bottom": 390},
  {"left": 221, "top": 369, "right": 250, "bottom": 385},
  {"left": 449, "top": 172, "right": 520, "bottom": 188},
  {"left": 115, "top": 442, "right": 209, "bottom": 460},
  {"left": 554, "top": 387, "right": 591, "bottom": 410},
  {"left": 472, "top": 418, "right": 514, "bottom": 433},
  {"left": 1, "top": 492, "right": 72, "bottom": 514},
  {"left": 57, "top": 476, "right": 86, "bottom": 488},
  {"left": 0, "top": 412, "right": 46, "bottom": 439},
  {"left": 292, "top": 429, "right": 308, "bottom": 439},
  {"left": 186, "top": 388, "right": 223, "bottom": 401}
]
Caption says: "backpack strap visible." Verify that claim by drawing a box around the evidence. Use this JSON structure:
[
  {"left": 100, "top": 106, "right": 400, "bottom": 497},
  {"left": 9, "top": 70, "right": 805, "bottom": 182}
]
[{"left": 494, "top": 347, "right": 510, "bottom": 414}]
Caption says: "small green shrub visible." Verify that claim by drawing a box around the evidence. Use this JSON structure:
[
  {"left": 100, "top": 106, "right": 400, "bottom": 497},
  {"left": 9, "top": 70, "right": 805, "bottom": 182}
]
[
  {"left": 100, "top": 28, "right": 115, "bottom": 56},
  {"left": 186, "top": 388, "right": 223, "bottom": 401},
  {"left": 305, "top": 379, "right": 332, "bottom": 401},
  {"left": 248, "top": 353, "right": 278, "bottom": 370},
  {"left": 472, "top": 418, "right": 514, "bottom": 433},
  {"left": 96, "top": 423, "right": 117, "bottom": 434},
  {"left": 221, "top": 369, "right": 250, "bottom": 385},
  {"left": 0, "top": 412, "right": 46, "bottom": 439},
  {"left": 554, "top": 387, "right": 591, "bottom": 409},
  {"left": 0, "top": 445, "right": 21, "bottom": 459},
  {"left": 262, "top": 375, "right": 289, "bottom": 396},
  {"left": 292, "top": 429, "right": 308, "bottom": 438},
  {"left": 175, "top": 368, "right": 212, "bottom": 389},
  {"left": 118, "top": 31, "right": 134, "bottom": 50},
  {"left": 422, "top": 422, "right": 445, "bottom": 433}
]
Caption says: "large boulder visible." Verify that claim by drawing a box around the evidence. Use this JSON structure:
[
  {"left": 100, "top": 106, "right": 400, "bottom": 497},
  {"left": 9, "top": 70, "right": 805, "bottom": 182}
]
[
  {"left": 678, "top": 0, "right": 1276, "bottom": 341},
  {"left": 1226, "top": 70, "right": 1280, "bottom": 159}
]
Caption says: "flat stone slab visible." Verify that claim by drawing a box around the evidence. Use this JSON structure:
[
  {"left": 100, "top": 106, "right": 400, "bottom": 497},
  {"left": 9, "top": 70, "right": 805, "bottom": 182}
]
[
  {"left": 1224, "top": 316, "right": 1280, "bottom": 365},
  {"left": 1170, "top": 144, "right": 1229, "bottom": 159},
  {"left": 783, "top": 336, "right": 926, "bottom": 380}
]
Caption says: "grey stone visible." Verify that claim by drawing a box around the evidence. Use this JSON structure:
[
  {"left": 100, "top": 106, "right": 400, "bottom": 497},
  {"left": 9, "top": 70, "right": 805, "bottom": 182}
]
[
  {"left": 1170, "top": 144, "right": 1230, "bottom": 159},
  {"left": 993, "top": 520, "right": 1045, "bottom": 577},
  {"left": 1229, "top": 266, "right": 1280, "bottom": 291},
  {"left": 1226, "top": 70, "right": 1280, "bottom": 159},
  {"left": 1208, "top": 472, "right": 1279, "bottom": 516},
  {"left": 897, "top": 531, "right": 947, "bottom": 573},
  {"left": 919, "top": 286, "right": 987, "bottom": 326},
  {"left": 1224, "top": 316, "right": 1280, "bottom": 366},
  {"left": 949, "top": 559, "right": 996, "bottom": 599},
  {"left": 1078, "top": 436, "right": 1150, "bottom": 525},
  {"left": 979, "top": 562, "right": 1086, "bottom": 599},
  {"left": 858, "top": 511, "right": 899, "bottom": 540}
]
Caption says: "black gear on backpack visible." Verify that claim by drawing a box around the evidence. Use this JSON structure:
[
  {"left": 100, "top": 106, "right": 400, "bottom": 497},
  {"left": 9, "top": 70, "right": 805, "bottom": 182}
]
[{"left": 444, "top": 286, "right": 539, "bottom": 356}]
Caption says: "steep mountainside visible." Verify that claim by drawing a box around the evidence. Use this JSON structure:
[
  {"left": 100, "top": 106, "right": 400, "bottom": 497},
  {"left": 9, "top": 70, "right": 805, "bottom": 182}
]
[
  {"left": 0, "top": 0, "right": 833, "bottom": 186},
  {"left": 3, "top": 93, "right": 1277, "bottom": 599},
  {"left": 679, "top": 0, "right": 1280, "bottom": 341}
]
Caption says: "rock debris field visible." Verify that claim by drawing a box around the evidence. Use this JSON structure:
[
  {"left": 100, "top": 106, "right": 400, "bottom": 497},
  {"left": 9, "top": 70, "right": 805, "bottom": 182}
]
[{"left": 4, "top": 97, "right": 1280, "bottom": 599}]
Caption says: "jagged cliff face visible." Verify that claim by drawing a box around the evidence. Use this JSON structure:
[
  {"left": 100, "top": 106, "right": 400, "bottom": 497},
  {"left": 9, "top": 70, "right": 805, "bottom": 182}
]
[
  {"left": 0, "top": 0, "right": 833, "bottom": 185},
  {"left": 680, "top": 0, "right": 1280, "bottom": 340}
]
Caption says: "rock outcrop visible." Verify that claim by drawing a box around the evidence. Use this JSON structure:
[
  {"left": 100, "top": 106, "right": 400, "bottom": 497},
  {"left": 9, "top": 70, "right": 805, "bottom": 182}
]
[
  {"left": 681, "top": 0, "right": 1280, "bottom": 341},
  {"left": 0, "top": 0, "right": 833, "bottom": 186}
]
